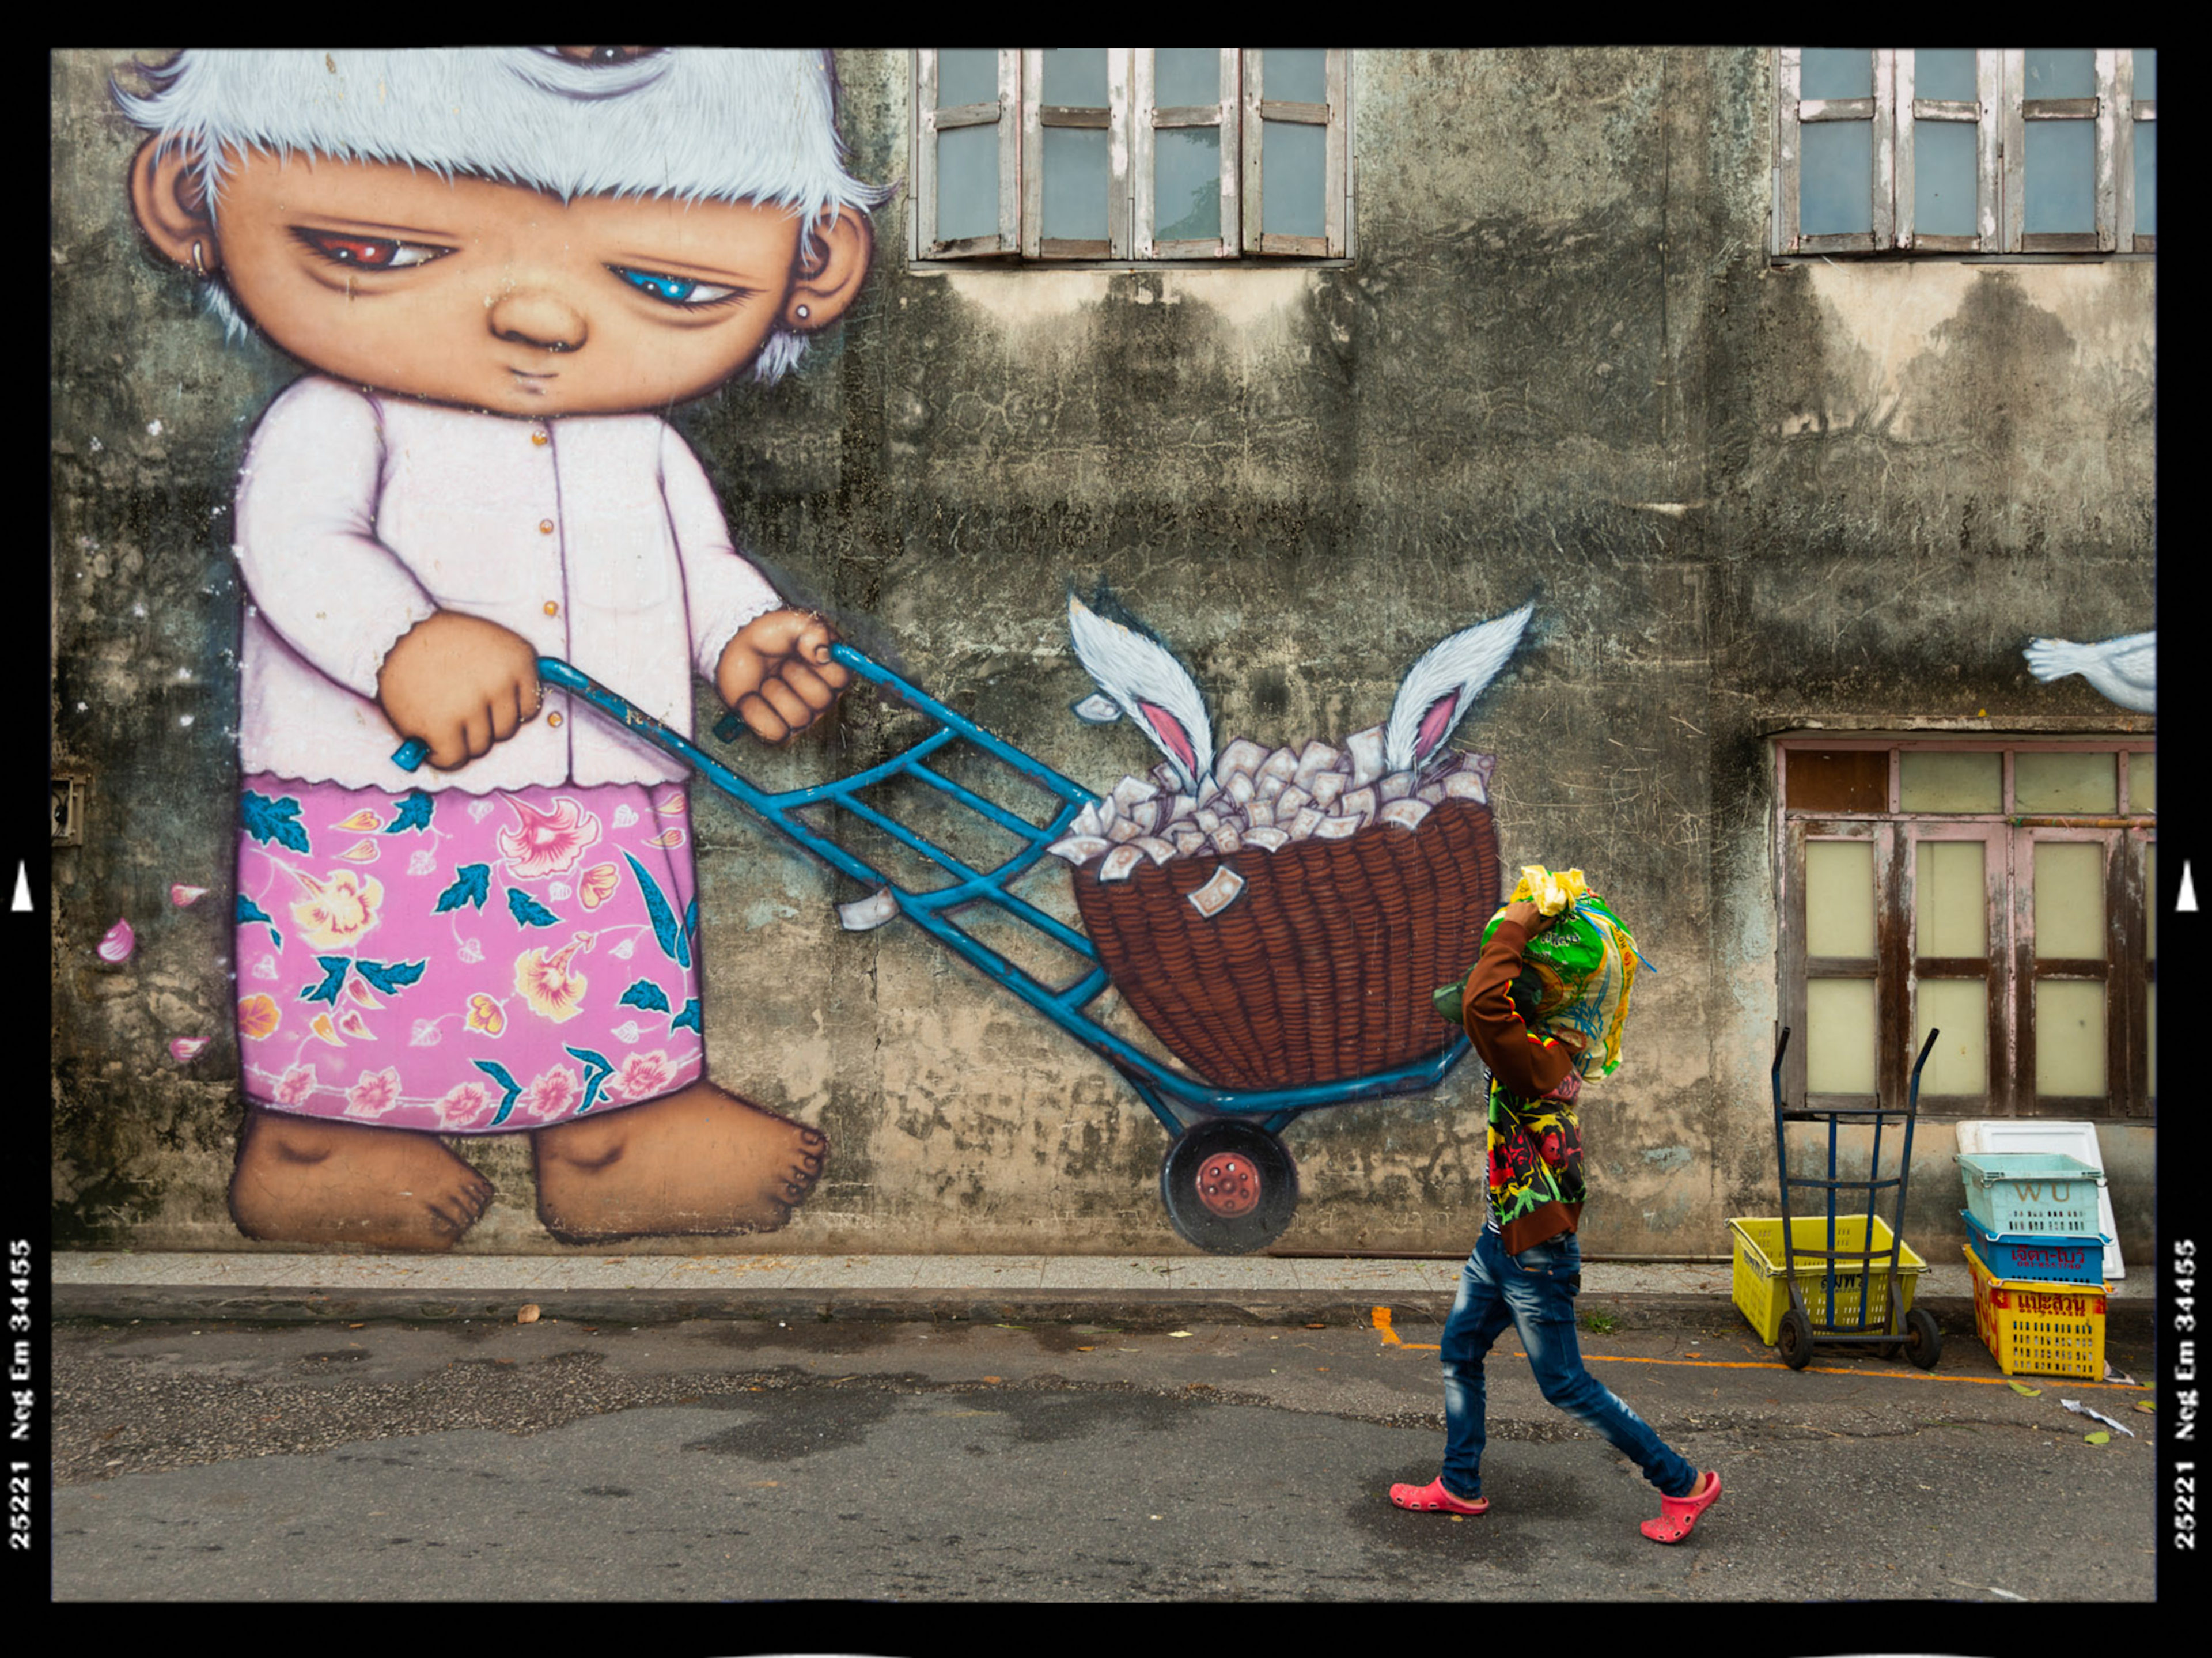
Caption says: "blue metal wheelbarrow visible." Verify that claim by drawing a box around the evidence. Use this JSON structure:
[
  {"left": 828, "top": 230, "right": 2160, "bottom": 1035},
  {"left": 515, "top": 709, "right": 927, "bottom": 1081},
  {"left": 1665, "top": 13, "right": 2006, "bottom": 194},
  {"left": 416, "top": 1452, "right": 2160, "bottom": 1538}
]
[{"left": 401, "top": 646, "right": 1477, "bottom": 1252}]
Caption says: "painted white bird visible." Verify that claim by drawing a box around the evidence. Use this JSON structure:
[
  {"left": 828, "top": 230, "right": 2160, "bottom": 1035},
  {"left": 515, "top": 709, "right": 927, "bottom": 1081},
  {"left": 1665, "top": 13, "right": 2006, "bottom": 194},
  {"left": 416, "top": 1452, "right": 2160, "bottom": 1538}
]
[
  {"left": 1383, "top": 601, "right": 1535, "bottom": 773},
  {"left": 2023, "top": 630, "right": 2155, "bottom": 713},
  {"left": 1067, "top": 593, "right": 1215, "bottom": 793}
]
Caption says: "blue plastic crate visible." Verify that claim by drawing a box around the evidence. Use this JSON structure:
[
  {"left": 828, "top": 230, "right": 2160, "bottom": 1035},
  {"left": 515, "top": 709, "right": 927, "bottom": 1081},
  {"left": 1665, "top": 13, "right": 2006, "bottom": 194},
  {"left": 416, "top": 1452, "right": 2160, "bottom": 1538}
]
[
  {"left": 1961, "top": 1209, "right": 2105, "bottom": 1285},
  {"left": 1955, "top": 1152, "right": 2104, "bottom": 1237}
]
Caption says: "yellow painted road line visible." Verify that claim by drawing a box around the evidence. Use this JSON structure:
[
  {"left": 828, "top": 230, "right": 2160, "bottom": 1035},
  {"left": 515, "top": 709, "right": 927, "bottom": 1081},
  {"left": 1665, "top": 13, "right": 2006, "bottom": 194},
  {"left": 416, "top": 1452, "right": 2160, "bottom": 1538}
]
[{"left": 1368, "top": 1307, "right": 2146, "bottom": 1389}]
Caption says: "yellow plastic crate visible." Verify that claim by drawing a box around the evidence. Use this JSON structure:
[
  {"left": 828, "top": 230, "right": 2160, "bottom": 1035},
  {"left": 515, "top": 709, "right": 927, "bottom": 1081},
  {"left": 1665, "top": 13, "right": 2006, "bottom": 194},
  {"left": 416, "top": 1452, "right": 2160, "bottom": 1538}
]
[
  {"left": 1964, "top": 1241, "right": 2109, "bottom": 1380},
  {"left": 1728, "top": 1216, "right": 1927, "bottom": 1345}
]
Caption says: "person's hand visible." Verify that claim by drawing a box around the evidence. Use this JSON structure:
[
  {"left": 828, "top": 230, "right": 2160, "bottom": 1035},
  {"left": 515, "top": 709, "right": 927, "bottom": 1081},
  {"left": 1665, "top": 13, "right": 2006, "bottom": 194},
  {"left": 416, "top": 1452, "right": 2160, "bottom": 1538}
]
[
  {"left": 1502, "top": 898, "right": 1551, "bottom": 934},
  {"left": 715, "top": 609, "right": 851, "bottom": 744},
  {"left": 376, "top": 611, "right": 541, "bottom": 771}
]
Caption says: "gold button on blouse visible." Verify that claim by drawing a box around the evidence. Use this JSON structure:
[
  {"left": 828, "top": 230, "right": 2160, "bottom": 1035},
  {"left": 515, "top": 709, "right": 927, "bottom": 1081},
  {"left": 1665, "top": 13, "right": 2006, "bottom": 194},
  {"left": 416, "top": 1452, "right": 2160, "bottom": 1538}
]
[
  {"left": 543, "top": 601, "right": 560, "bottom": 616},
  {"left": 539, "top": 519, "right": 555, "bottom": 534},
  {"left": 531, "top": 431, "right": 550, "bottom": 446},
  {"left": 546, "top": 712, "right": 563, "bottom": 729}
]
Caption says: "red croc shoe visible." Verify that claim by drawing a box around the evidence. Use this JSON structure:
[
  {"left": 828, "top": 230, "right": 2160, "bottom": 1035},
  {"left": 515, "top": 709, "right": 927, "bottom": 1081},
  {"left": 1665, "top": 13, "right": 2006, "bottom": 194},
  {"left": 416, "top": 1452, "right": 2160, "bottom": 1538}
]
[
  {"left": 1641, "top": 1470, "right": 1721, "bottom": 1543},
  {"left": 1389, "top": 1477, "right": 1490, "bottom": 1516}
]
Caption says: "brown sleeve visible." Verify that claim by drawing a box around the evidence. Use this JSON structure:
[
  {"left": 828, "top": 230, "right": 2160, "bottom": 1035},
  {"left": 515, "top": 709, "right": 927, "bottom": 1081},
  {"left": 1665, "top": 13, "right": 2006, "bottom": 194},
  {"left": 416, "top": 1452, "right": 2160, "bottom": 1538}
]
[{"left": 1462, "top": 915, "right": 1575, "bottom": 1099}]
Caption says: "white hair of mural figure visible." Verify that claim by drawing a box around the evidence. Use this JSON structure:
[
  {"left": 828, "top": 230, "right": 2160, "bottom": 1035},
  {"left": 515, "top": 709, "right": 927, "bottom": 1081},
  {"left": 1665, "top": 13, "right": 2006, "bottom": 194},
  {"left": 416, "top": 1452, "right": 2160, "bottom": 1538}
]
[
  {"left": 2022, "top": 630, "right": 2156, "bottom": 713},
  {"left": 1066, "top": 595, "right": 1217, "bottom": 793},
  {"left": 1384, "top": 603, "right": 1536, "bottom": 774},
  {"left": 113, "top": 47, "right": 888, "bottom": 380}
]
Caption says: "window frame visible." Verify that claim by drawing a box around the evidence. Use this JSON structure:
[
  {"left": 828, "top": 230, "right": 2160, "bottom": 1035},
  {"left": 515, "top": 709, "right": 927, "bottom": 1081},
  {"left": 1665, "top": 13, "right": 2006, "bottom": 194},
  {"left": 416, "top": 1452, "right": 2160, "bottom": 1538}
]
[
  {"left": 912, "top": 48, "right": 1351, "bottom": 265},
  {"left": 1774, "top": 736, "right": 2155, "bottom": 1121},
  {"left": 1774, "top": 47, "right": 2155, "bottom": 257}
]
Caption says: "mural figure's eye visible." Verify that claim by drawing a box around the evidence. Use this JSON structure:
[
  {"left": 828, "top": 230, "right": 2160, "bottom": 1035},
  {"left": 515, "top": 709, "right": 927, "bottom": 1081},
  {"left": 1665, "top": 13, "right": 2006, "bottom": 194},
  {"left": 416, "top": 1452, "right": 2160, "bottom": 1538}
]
[
  {"left": 609, "top": 266, "right": 744, "bottom": 308},
  {"left": 293, "top": 230, "right": 449, "bottom": 270},
  {"left": 556, "top": 46, "right": 661, "bottom": 65}
]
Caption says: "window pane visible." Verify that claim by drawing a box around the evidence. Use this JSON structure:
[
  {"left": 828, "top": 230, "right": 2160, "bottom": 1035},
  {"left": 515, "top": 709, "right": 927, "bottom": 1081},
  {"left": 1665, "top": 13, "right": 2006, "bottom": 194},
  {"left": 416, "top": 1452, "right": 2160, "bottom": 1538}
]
[
  {"left": 2134, "top": 47, "right": 2156, "bottom": 101},
  {"left": 1914, "top": 48, "right": 1978, "bottom": 103},
  {"left": 938, "top": 48, "right": 999, "bottom": 109},
  {"left": 1264, "top": 48, "right": 1328, "bottom": 104},
  {"left": 1801, "top": 47, "right": 1873, "bottom": 101},
  {"left": 1788, "top": 748, "right": 1887, "bottom": 812},
  {"left": 2035, "top": 841, "right": 2106, "bottom": 960},
  {"left": 1899, "top": 751, "right": 1999, "bottom": 812},
  {"left": 1156, "top": 128, "right": 1223, "bottom": 242},
  {"left": 937, "top": 124, "right": 1000, "bottom": 242},
  {"left": 2024, "top": 119, "right": 2096, "bottom": 234},
  {"left": 1806, "top": 839, "right": 1876, "bottom": 958},
  {"left": 1261, "top": 120, "right": 1326, "bottom": 238},
  {"left": 2130, "top": 751, "right": 2154, "bottom": 812},
  {"left": 1041, "top": 126, "right": 1109, "bottom": 240},
  {"left": 1916, "top": 839, "right": 1987, "bottom": 957},
  {"left": 1917, "top": 979, "right": 1988, "bottom": 1094},
  {"left": 1800, "top": 119, "right": 1874, "bottom": 236},
  {"left": 2016, "top": 751, "right": 2116, "bottom": 813},
  {"left": 1041, "top": 48, "right": 1109, "bottom": 108},
  {"left": 2135, "top": 119, "right": 2156, "bottom": 237},
  {"left": 2025, "top": 48, "right": 2096, "bottom": 100},
  {"left": 2036, "top": 979, "right": 2105, "bottom": 1096},
  {"left": 1157, "top": 47, "right": 1222, "bottom": 108},
  {"left": 1808, "top": 979, "right": 1877, "bottom": 1093},
  {"left": 1914, "top": 119, "right": 1979, "bottom": 237}
]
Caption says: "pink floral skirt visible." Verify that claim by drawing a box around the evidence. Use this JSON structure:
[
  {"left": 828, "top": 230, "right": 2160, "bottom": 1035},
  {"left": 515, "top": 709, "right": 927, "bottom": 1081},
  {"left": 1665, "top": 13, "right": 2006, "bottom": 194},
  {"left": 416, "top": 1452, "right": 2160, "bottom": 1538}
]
[{"left": 234, "top": 773, "right": 704, "bottom": 1133}]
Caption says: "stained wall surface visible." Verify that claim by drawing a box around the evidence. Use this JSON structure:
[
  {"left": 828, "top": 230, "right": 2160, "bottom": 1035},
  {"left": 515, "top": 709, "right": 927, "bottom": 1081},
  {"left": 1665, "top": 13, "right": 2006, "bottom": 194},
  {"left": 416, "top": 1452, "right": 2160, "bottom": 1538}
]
[{"left": 50, "top": 49, "right": 2153, "bottom": 1258}]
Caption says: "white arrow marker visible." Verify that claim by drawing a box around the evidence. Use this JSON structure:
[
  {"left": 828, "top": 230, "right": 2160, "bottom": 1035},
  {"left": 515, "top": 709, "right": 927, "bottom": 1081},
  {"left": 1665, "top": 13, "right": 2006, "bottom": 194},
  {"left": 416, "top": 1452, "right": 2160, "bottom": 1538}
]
[
  {"left": 10, "top": 862, "right": 28, "bottom": 911},
  {"left": 2181, "top": 860, "right": 2200, "bottom": 913}
]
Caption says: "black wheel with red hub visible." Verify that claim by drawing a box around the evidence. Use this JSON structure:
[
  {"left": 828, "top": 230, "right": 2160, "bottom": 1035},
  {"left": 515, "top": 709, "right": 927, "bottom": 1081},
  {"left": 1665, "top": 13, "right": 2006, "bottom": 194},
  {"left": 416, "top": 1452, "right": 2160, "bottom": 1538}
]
[{"left": 1160, "top": 1119, "right": 1299, "bottom": 1254}]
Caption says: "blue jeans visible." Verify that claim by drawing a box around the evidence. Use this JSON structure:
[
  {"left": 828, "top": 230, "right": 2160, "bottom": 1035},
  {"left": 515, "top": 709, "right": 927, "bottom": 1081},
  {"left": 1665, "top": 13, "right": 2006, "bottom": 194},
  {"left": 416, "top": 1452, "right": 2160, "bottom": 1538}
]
[{"left": 1438, "top": 1227, "right": 1698, "bottom": 1502}]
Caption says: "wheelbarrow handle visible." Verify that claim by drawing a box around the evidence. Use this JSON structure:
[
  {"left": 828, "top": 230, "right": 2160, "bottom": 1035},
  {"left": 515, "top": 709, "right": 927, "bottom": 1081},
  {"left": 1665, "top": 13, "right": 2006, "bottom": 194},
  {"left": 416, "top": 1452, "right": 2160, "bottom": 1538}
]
[{"left": 389, "top": 657, "right": 720, "bottom": 773}]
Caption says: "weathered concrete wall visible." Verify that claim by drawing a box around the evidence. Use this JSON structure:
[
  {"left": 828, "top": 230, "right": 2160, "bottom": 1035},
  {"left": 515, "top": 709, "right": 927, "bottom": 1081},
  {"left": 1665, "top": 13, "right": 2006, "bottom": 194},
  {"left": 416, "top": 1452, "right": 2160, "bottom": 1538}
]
[{"left": 51, "top": 48, "right": 2153, "bottom": 1259}]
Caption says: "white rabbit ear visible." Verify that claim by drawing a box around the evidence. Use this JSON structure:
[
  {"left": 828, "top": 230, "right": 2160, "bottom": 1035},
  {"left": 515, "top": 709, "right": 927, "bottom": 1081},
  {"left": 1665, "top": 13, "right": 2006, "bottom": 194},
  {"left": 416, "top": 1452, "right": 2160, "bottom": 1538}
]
[
  {"left": 1384, "top": 602, "right": 1534, "bottom": 774},
  {"left": 1067, "top": 593, "right": 1215, "bottom": 793}
]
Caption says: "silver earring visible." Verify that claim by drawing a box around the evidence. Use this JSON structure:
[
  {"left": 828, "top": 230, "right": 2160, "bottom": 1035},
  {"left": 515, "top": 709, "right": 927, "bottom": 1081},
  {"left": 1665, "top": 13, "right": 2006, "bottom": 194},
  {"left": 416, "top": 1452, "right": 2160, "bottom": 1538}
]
[
  {"left": 795, "top": 304, "right": 810, "bottom": 320},
  {"left": 190, "top": 240, "right": 206, "bottom": 277}
]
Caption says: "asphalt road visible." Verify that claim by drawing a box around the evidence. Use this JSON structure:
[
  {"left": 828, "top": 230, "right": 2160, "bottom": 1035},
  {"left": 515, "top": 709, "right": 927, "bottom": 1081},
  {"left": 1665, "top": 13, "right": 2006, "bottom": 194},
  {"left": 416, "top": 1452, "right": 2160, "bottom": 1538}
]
[{"left": 48, "top": 1308, "right": 2156, "bottom": 1603}]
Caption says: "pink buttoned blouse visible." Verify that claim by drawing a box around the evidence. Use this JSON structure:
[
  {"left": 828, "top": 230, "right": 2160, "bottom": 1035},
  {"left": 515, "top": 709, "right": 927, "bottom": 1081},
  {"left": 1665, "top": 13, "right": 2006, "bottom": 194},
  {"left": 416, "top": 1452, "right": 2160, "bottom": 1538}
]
[{"left": 234, "top": 375, "right": 785, "bottom": 792}]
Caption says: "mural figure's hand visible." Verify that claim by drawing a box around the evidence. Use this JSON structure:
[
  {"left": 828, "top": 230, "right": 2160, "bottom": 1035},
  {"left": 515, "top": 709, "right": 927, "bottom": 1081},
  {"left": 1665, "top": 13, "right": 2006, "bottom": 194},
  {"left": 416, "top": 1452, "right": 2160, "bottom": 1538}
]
[
  {"left": 376, "top": 611, "right": 541, "bottom": 771},
  {"left": 717, "top": 610, "right": 851, "bottom": 743}
]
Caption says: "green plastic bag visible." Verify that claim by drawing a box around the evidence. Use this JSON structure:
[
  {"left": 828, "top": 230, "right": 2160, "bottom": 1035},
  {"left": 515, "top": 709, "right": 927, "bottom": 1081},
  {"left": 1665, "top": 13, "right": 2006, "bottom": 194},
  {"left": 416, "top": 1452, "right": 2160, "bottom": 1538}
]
[{"left": 1433, "top": 866, "right": 1650, "bottom": 1081}]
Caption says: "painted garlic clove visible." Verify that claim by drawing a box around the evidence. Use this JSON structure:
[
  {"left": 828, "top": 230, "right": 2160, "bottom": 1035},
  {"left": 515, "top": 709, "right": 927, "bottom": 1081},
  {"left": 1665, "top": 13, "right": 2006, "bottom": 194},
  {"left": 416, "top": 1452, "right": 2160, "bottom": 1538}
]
[
  {"left": 97, "top": 918, "right": 135, "bottom": 962},
  {"left": 169, "top": 884, "right": 210, "bottom": 907},
  {"left": 168, "top": 1037, "right": 211, "bottom": 1062}
]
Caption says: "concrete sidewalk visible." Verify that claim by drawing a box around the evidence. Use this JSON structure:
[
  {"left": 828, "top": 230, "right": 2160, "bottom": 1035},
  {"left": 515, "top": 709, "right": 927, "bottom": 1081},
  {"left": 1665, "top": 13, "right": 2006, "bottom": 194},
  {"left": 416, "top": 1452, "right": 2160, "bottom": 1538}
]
[{"left": 51, "top": 1250, "right": 2150, "bottom": 1343}]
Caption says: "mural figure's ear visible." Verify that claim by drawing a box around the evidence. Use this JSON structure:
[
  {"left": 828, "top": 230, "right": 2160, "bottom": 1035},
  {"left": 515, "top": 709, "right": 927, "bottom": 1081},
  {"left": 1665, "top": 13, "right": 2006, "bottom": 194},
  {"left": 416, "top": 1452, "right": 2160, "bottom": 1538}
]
[
  {"left": 129, "top": 139, "right": 219, "bottom": 278},
  {"left": 782, "top": 207, "right": 873, "bottom": 333},
  {"left": 1384, "top": 601, "right": 1535, "bottom": 774},
  {"left": 1067, "top": 592, "right": 1215, "bottom": 794}
]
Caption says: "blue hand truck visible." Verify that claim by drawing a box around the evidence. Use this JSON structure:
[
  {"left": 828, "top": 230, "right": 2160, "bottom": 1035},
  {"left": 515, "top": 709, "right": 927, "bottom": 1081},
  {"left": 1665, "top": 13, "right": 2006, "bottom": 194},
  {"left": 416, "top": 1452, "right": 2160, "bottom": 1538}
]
[{"left": 400, "top": 646, "right": 1477, "bottom": 1252}]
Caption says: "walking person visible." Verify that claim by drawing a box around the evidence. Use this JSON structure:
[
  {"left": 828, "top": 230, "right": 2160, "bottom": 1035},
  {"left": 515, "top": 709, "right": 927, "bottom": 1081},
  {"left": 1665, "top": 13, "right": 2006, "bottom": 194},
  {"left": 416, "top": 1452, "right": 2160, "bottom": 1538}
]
[{"left": 1391, "top": 882, "right": 1721, "bottom": 1543}]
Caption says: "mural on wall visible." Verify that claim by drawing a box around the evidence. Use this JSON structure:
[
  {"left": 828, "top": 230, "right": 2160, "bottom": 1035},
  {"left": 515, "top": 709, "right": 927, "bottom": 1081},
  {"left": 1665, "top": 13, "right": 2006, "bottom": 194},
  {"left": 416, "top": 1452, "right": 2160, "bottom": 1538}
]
[
  {"left": 2023, "top": 630, "right": 2156, "bottom": 713},
  {"left": 115, "top": 48, "right": 882, "bottom": 1251}
]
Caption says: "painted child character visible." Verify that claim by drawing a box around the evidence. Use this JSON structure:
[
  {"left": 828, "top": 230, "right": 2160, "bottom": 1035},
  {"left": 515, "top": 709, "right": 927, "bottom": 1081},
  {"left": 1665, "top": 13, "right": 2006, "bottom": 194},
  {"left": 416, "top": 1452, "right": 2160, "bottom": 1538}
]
[{"left": 118, "top": 48, "right": 882, "bottom": 1251}]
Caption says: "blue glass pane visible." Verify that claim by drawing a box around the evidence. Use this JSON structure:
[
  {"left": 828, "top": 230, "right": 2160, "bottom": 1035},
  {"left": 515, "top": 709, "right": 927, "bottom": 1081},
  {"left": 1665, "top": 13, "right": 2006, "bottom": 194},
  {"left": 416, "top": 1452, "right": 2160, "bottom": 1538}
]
[
  {"left": 2024, "top": 119, "right": 2095, "bottom": 233},
  {"left": 1156, "top": 127, "right": 1221, "bottom": 241},
  {"left": 1914, "top": 48, "right": 1977, "bottom": 102},
  {"left": 2135, "top": 120, "right": 2156, "bottom": 236},
  {"left": 1157, "top": 48, "right": 1222, "bottom": 107},
  {"left": 1915, "top": 119, "right": 1978, "bottom": 236},
  {"left": 938, "top": 48, "right": 998, "bottom": 109},
  {"left": 1260, "top": 119, "right": 1325, "bottom": 237},
  {"left": 1800, "top": 119, "right": 1873, "bottom": 235},
  {"left": 2025, "top": 49, "right": 2096, "bottom": 99},
  {"left": 1801, "top": 48, "right": 1872, "bottom": 100},
  {"left": 1042, "top": 126, "right": 1108, "bottom": 239},
  {"left": 937, "top": 124, "right": 998, "bottom": 241},
  {"left": 2134, "top": 48, "right": 2155, "bottom": 100},
  {"left": 1264, "top": 48, "right": 1327, "bottom": 104},
  {"left": 1042, "top": 48, "right": 1109, "bottom": 108}
]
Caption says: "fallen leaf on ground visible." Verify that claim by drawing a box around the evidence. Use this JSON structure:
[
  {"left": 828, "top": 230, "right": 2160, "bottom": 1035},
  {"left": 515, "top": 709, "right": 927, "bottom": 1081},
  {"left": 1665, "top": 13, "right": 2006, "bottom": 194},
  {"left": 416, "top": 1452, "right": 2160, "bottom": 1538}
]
[
  {"left": 2007, "top": 1381, "right": 2041, "bottom": 1396},
  {"left": 2134, "top": 1400, "right": 2156, "bottom": 1413},
  {"left": 517, "top": 1304, "right": 540, "bottom": 1323},
  {"left": 1169, "top": 1331, "right": 1191, "bottom": 1338},
  {"left": 2085, "top": 1432, "right": 2111, "bottom": 1444}
]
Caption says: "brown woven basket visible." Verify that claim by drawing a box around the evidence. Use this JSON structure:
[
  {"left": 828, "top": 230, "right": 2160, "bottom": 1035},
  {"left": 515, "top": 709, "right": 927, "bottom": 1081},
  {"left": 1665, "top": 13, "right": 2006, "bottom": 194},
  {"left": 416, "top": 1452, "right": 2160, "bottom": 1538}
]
[{"left": 1071, "top": 798, "right": 1501, "bottom": 1090}]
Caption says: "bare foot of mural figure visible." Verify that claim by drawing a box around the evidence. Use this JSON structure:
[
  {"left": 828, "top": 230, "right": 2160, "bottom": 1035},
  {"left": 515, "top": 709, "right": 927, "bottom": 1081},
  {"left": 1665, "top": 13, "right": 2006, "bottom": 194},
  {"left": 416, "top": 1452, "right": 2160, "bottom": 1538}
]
[
  {"left": 229, "top": 1109, "right": 496, "bottom": 1251},
  {"left": 530, "top": 1082, "right": 827, "bottom": 1243}
]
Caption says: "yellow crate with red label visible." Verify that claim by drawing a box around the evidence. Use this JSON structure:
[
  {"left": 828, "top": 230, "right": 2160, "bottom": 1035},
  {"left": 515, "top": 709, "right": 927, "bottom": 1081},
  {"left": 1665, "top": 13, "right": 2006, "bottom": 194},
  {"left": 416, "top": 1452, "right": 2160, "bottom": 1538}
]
[{"left": 1964, "top": 1241, "right": 2109, "bottom": 1379}]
